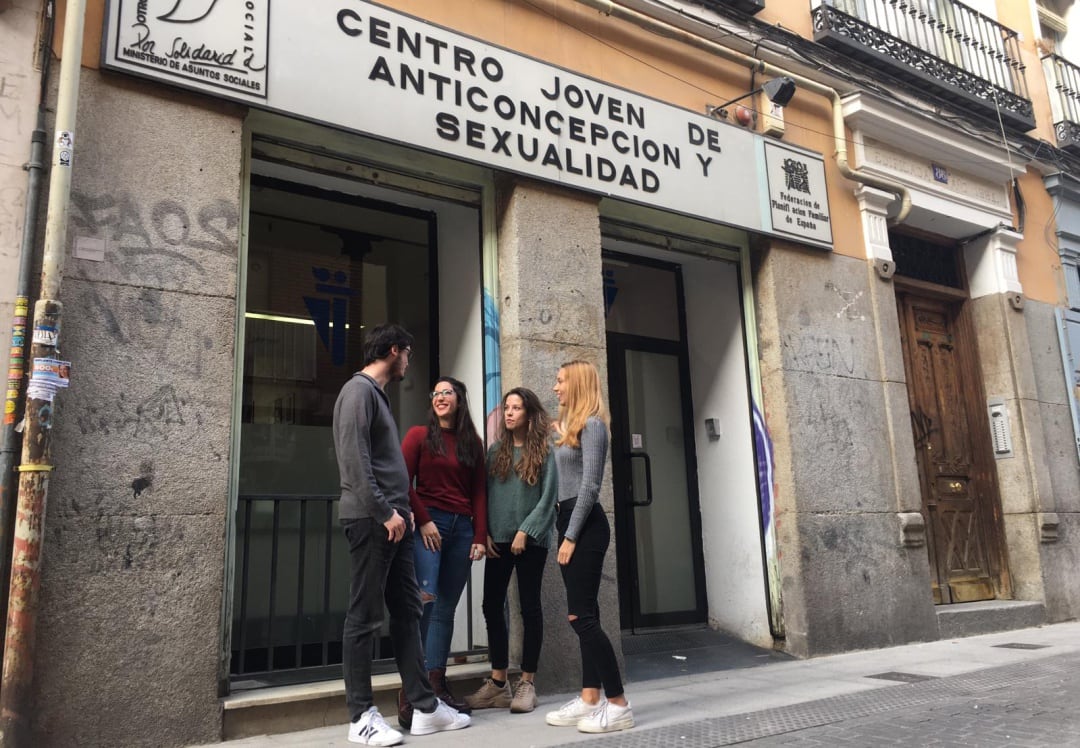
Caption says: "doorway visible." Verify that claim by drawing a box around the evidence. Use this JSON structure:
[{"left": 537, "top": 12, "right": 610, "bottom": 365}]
[
  {"left": 603, "top": 254, "right": 708, "bottom": 630},
  {"left": 891, "top": 232, "right": 1010, "bottom": 604}
]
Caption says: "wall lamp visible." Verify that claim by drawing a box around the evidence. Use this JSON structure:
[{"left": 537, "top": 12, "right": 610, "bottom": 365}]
[{"left": 707, "top": 76, "right": 797, "bottom": 120}]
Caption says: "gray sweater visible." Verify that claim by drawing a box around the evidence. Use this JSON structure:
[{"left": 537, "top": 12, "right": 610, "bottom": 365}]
[
  {"left": 333, "top": 372, "right": 411, "bottom": 523},
  {"left": 554, "top": 416, "right": 608, "bottom": 542}
]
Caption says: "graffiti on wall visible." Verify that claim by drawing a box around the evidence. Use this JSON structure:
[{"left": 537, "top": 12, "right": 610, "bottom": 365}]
[{"left": 70, "top": 191, "right": 238, "bottom": 282}]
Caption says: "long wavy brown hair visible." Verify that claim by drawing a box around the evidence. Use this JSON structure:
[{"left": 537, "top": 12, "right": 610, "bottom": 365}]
[
  {"left": 490, "top": 388, "right": 551, "bottom": 486},
  {"left": 555, "top": 360, "right": 610, "bottom": 449}
]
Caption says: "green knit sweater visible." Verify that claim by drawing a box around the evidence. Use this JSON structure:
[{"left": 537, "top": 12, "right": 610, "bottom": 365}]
[{"left": 485, "top": 445, "right": 558, "bottom": 548}]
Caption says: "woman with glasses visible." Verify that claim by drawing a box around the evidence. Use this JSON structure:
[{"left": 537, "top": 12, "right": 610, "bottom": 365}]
[
  {"left": 464, "top": 387, "right": 557, "bottom": 715},
  {"left": 398, "top": 377, "right": 487, "bottom": 727},
  {"left": 545, "top": 360, "right": 634, "bottom": 734}
]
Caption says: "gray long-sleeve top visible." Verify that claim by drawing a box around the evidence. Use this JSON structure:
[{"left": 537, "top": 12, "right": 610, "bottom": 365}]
[
  {"left": 333, "top": 372, "right": 411, "bottom": 523},
  {"left": 554, "top": 416, "right": 608, "bottom": 542}
]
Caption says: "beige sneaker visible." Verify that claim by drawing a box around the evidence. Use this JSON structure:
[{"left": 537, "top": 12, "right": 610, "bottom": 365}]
[
  {"left": 464, "top": 677, "right": 512, "bottom": 710},
  {"left": 510, "top": 679, "right": 537, "bottom": 713}
]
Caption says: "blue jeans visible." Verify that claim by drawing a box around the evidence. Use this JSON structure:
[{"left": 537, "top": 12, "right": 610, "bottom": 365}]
[{"left": 414, "top": 507, "right": 474, "bottom": 670}]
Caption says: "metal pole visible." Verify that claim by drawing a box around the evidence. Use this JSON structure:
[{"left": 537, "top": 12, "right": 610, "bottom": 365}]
[
  {"left": 0, "top": 0, "right": 56, "bottom": 664},
  {"left": 0, "top": 0, "right": 86, "bottom": 742}
]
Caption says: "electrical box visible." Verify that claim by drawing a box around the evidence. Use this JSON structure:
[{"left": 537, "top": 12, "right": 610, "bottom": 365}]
[
  {"left": 705, "top": 418, "right": 721, "bottom": 441},
  {"left": 758, "top": 90, "right": 786, "bottom": 138},
  {"left": 986, "top": 398, "right": 1014, "bottom": 459}
]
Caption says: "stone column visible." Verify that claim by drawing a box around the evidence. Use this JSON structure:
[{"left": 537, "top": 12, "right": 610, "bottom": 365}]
[
  {"left": 965, "top": 228, "right": 1056, "bottom": 603},
  {"left": 494, "top": 177, "right": 621, "bottom": 695},
  {"left": 753, "top": 240, "right": 938, "bottom": 657}
]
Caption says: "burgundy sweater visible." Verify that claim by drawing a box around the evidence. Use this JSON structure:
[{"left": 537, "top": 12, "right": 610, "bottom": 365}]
[{"left": 401, "top": 426, "right": 487, "bottom": 544}]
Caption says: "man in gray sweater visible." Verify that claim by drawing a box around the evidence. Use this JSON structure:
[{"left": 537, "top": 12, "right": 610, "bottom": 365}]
[{"left": 333, "top": 323, "right": 470, "bottom": 745}]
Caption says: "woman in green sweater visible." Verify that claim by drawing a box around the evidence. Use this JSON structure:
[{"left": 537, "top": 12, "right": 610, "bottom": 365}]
[{"left": 464, "top": 387, "right": 558, "bottom": 715}]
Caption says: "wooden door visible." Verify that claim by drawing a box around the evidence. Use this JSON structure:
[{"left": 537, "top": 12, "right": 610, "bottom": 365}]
[{"left": 897, "top": 292, "right": 1006, "bottom": 604}]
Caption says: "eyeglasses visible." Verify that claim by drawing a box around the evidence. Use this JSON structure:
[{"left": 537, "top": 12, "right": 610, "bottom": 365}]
[
  {"left": 400, "top": 346, "right": 412, "bottom": 358},
  {"left": 429, "top": 389, "right": 455, "bottom": 400}
]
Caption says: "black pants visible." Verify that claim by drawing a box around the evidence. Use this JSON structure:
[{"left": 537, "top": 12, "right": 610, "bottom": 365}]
[
  {"left": 481, "top": 543, "right": 548, "bottom": 673},
  {"left": 342, "top": 513, "right": 437, "bottom": 722},
  {"left": 557, "top": 499, "right": 624, "bottom": 699}
]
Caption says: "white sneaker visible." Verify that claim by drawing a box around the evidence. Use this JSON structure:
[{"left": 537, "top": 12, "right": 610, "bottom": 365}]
[
  {"left": 348, "top": 706, "right": 404, "bottom": 746},
  {"left": 410, "top": 698, "right": 471, "bottom": 736},
  {"left": 545, "top": 696, "right": 603, "bottom": 726},
  {"left": 577, "top": 700, "right": 635, "bottom": 733}
]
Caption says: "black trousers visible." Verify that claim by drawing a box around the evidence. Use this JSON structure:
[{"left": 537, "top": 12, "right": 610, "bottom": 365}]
[
  {"left": 481, "top": 543, "right": 548, "bottom": 673},
  {"left": 556, "top": 499, "right": 624, "bottom": 698},
  {"left": 342, "top": 512, "right": 437, "bottom": 722}
]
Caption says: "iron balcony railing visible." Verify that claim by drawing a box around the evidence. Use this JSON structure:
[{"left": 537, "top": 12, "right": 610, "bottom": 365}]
[
  {"left": 811, "top": 0, "right": 1035, "bottom": 132},
  {"left": 1043, "top": 54, "right": 1080, "bottom": 153}
]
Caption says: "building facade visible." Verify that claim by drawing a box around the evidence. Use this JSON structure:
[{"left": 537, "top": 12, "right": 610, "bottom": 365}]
[{"left": 1, "top": 0, "right": 1079, "bottom": 745}]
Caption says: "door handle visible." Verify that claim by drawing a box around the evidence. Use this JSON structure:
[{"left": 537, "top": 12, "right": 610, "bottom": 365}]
[{"left": 628, "top": 451, "right": 653, "bottom": 507}]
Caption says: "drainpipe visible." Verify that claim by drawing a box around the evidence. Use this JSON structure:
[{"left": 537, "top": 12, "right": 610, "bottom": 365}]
[
  {"left": 573, "top": 0, "right": 912, "bottom": 223},
  {"left": 0, "top": 0, "right": 55, "bottom": 664},
  {"left": 0, "top": 0, "right": 86, "bottom": 743}
]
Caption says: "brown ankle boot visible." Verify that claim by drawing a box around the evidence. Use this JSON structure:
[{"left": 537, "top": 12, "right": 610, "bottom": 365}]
[
  {"left": 397, "top": 688, "right": 413, "bottom": 729},
  {"left": 428, "top": 668, "right": 472, "bottom": 714}
]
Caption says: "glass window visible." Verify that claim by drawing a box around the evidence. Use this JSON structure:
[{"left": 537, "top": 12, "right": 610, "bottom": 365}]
[{"left": 231, "top": 176, "right": 433, "bottom": 684}]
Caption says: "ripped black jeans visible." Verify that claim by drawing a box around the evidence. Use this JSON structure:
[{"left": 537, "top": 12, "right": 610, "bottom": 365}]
[{"left": 556, "top": 498, "right": 624, "bottom": 698}]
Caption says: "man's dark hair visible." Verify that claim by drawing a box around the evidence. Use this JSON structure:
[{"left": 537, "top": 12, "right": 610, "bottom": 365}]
[{"left": 362, "top": 323, "right": 414, "bottom": 367}]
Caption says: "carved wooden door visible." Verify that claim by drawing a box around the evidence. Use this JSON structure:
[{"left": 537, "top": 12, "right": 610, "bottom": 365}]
[{"left": 897, "top": 292, "right": 1004, "bottom": 604}]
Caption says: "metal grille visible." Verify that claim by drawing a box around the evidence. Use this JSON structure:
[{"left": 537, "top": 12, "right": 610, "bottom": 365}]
[{"left": 889, "top": 232, "right": 963, "bottom": 288}]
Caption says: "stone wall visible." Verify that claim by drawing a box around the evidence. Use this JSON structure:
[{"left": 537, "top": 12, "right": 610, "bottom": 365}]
[
  {"left": 30, "top": 69, "right": 243, "bottom": 747},
  {"left": 754, "top": 244, "right": 938, "bottom": 657},
  {"left": 494, "top": 178, "right": 622, "bottom": 694},
  {"left": 1023, "top": 299, "right": 1080, "bottom": 621}
]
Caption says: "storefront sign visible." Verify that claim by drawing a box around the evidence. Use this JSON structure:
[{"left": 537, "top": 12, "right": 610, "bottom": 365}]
[
  {"left": 102, "top": 0, "right": 832, "bottom": 249},
  {"left": 764, "top": 141, "right": 832, "bottom": 246}
]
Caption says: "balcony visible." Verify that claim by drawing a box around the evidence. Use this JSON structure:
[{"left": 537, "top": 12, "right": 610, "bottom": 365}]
[
  {"left": 1043, "top": 54, "right": 1080, "bottom": 153},
  {"left": 701, "top": 0, "right": 766, "bottom": 14},
  {"left": 811, "top": 0, "right": 1035, "bottom": 132}
]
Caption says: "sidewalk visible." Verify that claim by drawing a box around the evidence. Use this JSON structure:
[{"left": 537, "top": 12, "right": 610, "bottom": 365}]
[{"left": 210, "top": 620, "right": 1080, "bottom": 747}]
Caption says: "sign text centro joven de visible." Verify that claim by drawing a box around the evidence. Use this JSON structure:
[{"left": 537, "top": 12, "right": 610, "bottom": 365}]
[{"left": 102, "top": 0, "right": 832, "bottom": 248}]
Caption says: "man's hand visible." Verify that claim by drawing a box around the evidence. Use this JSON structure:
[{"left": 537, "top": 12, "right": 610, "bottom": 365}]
[
  {"left": 383, "top": 511, "right": 407, "bottom": 543},
  {"left": 420, "top": 521, "right": 442, "bottom": 551},
  {"left": 511, "top": 531, "right": 528, "bottom": 555}
]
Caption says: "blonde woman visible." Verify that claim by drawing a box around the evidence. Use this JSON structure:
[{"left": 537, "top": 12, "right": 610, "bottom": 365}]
[{"left": 544, "top": 360, "right": 634, "bottom": 734}]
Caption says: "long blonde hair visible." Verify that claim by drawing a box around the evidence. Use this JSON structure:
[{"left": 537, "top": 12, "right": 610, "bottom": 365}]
[{"left": 555, "top": 360, "right": 610, "bottom": 448}]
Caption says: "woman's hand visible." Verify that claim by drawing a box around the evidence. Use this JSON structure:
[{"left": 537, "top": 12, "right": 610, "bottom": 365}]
[
  {"left": 486, "top": 535, "right": 500, "bottom": 558},
  {"left": 469, "top": 543, "right": 486, "bottom": 561},
  {"left": 511, "top": 531, "right": 528, "bottom": 555},
  {"left": 419, "top": 521, "right": 441, "bottom": 551},
  {"left": 557, "top": 538, "right": 576, "bottom": 565}
]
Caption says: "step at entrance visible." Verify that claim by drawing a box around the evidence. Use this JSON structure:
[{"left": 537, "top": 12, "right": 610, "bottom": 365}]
[{"left": 936, "top": 600, "right": 1045, "bottom": 639}]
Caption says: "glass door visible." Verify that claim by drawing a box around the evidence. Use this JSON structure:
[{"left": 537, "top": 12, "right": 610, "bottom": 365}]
[{"left": 604, "top": 254, "right": 707, "bottom": 630}]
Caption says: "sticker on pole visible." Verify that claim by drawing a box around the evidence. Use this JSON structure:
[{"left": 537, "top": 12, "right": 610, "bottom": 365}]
[
  {"left": 32, "top": 325, "right": 58, "bottom": 346},
  {"left": 26, "top": 358, "right": 71, "bottom": 403},
  {"left": 56, "top": 131, "right": 73, "bottom": 168}
]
